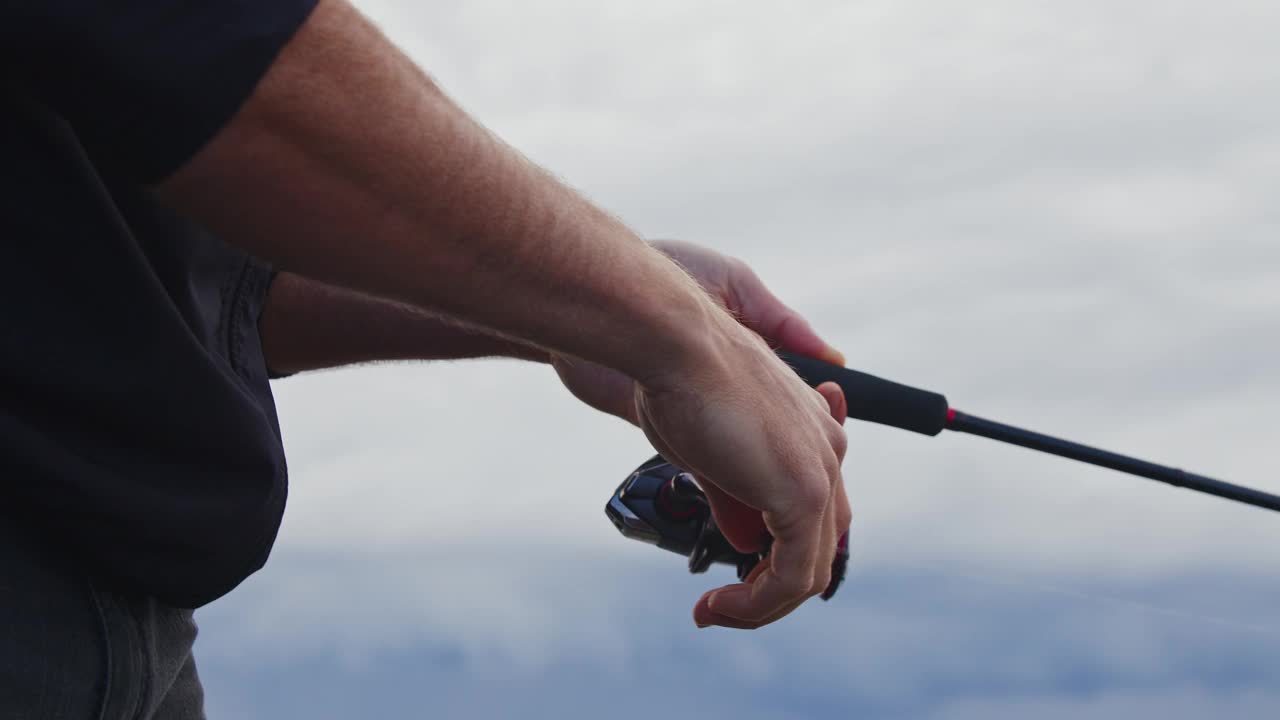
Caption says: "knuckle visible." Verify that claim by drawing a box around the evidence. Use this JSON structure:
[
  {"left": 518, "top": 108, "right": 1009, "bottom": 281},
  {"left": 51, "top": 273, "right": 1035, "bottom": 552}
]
[
  {"left": 806, "top": 387, "right": 828, "bottom": 413},
  {"left": 837, "top": 503, "right": 853, "bottom": 531},
  {"left": 828, "top": 426, "right": 849, "bottom": 459},
  {"left": 736, "top": 608, "right": 771, "bottom": 623},
  {"left": 819, "top": 453, "right": 842, "bottom": 485},
  {"left": 726, "top": 258, "right": 757, "bottom": 299},
  {"left": 727, "top": 255, "right": 754, "bottom": 279},
  {"left": 771, "top": 495, "right": 825, "bottom": 541},
  {"left": 811, "top": 570, "right": 833, "bottom": 596},
  {"left": 778, "top": 572, "right": 815, "bottom": 599},
  {"left": 795, "top": 480, "right": 830, "bottom": 516}
]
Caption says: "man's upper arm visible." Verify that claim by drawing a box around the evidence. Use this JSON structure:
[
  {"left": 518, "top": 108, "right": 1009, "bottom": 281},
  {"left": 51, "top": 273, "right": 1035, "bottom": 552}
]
[{"left": 2, "top": 0, "right": 319, "bottom": 183}]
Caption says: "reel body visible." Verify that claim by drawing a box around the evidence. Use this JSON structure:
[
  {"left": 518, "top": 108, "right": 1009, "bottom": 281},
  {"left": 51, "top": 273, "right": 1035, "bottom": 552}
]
[{"left": 606, "top": 454, "right": 847, "bottom": 599}]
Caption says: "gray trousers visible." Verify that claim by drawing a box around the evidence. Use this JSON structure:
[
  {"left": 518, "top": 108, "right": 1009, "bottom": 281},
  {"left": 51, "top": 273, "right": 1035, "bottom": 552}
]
[{"left": 0, "top": 518, "right": 205, "bottom": 720}]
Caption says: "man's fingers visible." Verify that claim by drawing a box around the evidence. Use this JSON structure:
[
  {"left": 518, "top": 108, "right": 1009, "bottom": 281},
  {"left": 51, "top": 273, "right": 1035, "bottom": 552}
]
[
  {"left": 834, "top": 473, "right": 852, "bottom": 539},
  {"left": 816, "top": 381, "right": 848, "bottom": 427},
  {"left": 651, "top": 240, "right": 844, "bottom": 366},
  {"left": 703, "top": 487, "right": 827, "bottom": 623},
  {"left": 697, "top": 384, "right": 849, "bottom": 628},
  {"left": 814, "top": 484, "right": 839, "bottom": 593},
  {"left": 695, "top": 490, "right": 846, "bottom": 629},
  {"left": 818, "top": 380, "right": 852, "bottom": 594},
  {"left": 725, "top": 262, "right": 846, "bottom": 367},
  {"left": 696, "top": 586, "right": 806, "bottom": 629},
  {"left": 694, "top": 566, "right": 769, "bottom": 627},
  {"left": 818, "top": 379, "right": 852, "bottom": 530}
]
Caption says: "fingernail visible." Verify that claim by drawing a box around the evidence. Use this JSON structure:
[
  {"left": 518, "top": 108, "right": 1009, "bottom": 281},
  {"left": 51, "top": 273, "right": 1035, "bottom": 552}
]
[
  {"left": 696, "top": 622, "right": 713, "bottom": 629},
  {"left": 822, "top": 347, "right": 847, "bottom": 367}
]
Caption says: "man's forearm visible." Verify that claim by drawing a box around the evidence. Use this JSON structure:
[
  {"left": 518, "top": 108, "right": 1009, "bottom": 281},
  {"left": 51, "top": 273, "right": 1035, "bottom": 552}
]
[
  {"left": 160, "top": 0, "right": 736, "bottom": 385},
  {"left": 261, "top": 271, "right": 547, "bottom": 375}
]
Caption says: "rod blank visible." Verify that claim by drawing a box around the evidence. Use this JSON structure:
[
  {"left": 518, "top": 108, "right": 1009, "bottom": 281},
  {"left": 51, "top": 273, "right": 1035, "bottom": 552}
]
[{"left": 947, "top": 410, "right": 1280, "bottom": 514}]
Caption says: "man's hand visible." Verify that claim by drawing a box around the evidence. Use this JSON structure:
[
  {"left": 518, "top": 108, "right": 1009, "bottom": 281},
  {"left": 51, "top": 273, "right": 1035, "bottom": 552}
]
[
  {"left": 555, "top": 241, "right": 853, "bottom": 629},
  {"left": 638, "top": 309, "right": 851, "bottom": 630}
]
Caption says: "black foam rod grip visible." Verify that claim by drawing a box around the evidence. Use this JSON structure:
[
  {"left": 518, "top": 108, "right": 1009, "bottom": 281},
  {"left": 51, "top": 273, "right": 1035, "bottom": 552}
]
[{"left": 777, "top": 352, "right": 950, "bottom": 436}]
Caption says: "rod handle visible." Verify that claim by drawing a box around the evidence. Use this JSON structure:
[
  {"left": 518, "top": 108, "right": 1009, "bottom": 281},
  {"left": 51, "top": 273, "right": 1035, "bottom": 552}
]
[{"left": 777, "top": 352, "right": 949, "bottom": 436}]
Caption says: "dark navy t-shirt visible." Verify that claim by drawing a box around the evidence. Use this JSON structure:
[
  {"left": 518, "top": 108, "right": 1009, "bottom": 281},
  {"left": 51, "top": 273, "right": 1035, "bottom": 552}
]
[{"left": 1, "top": 0, "right": 319, "bottom": 608}]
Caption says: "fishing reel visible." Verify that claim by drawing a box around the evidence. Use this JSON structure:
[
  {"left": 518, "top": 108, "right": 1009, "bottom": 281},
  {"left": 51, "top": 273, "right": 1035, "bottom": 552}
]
[{"left": 606, "top": 454, "right": 848, "bottom": 600}]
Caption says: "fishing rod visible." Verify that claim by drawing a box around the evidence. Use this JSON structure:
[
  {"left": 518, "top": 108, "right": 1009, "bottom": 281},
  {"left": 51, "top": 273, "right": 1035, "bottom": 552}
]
[
  {"left": 605, "top": 352, "right": 1280, "bottom": 600},
  {"left": 779, "top": 352, "right": 1280, "bottom": 513}
]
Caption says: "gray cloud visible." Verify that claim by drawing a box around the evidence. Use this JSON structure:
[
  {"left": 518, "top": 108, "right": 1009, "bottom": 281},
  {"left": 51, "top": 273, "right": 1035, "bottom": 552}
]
[{"left": 197, "top": 548, "right": 1280, "bottom": 719}]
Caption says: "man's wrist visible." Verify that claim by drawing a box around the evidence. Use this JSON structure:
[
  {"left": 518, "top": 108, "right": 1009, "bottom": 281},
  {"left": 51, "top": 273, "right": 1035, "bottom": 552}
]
[{"left": 626, "top": 290, "right": 755, "bottom": 392}]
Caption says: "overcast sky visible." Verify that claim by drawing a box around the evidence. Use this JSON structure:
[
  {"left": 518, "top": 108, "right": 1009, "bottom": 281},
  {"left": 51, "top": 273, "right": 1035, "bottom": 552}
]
[{"left": 197, "top": 1, "right": 1280, "bottom": 717}]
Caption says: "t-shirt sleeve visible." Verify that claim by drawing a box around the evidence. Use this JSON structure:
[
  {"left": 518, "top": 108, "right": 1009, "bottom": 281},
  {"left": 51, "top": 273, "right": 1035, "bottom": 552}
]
[{"left": 2, "top": 0, "right": 320, "bottom": 183}]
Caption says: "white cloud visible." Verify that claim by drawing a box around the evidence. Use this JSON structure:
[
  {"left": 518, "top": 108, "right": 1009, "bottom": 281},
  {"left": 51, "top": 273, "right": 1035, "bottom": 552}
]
[
  {"left": 257, "top": 0, "right": 1280, "bottom": 597},
  {"left": 202, "top": 0, "right": 1280, "bottom": 714}
]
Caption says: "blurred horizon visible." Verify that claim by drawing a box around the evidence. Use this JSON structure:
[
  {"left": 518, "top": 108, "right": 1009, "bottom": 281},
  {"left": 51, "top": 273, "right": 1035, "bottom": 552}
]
[{"left": 198, "top": 1, "right": 1280, "bottom": 717}]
